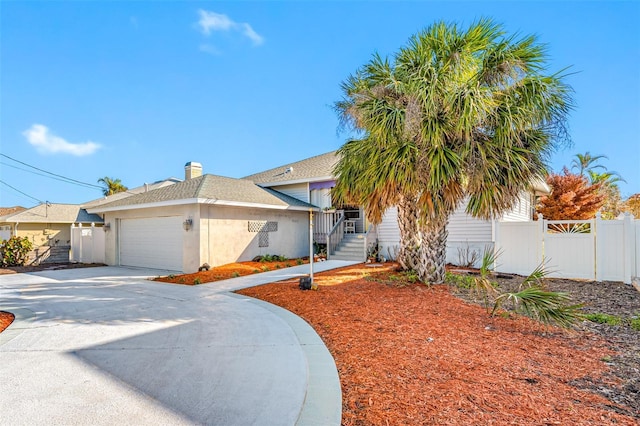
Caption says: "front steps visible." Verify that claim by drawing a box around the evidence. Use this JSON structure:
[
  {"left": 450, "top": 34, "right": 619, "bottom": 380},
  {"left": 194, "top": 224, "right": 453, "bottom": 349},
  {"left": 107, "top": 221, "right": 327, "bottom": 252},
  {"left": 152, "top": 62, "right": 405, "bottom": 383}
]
[{"left": 330, "top": 234, "right": 366, "bottom": 262}]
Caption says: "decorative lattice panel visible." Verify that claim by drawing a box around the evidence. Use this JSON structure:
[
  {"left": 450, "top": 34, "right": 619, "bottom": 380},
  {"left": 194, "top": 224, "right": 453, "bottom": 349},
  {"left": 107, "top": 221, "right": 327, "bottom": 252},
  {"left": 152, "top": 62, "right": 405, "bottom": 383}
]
[
  {"left": 259, "top": 231, "right": 269, "bottom": 247},
  {"left": 248, "top": 221, "right": 278, "bottom": 233}
]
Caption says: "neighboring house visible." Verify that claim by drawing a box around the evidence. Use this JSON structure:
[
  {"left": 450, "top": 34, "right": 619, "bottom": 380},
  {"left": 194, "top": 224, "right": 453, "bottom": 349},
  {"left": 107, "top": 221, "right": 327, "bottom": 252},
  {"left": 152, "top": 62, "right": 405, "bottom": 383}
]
[
  {"left": 0, "top": 203, "right": 104, "bottom": 264},
  {"left": 245, "top": 151, "right": 550, "bottom": 264},
  {"left": 86, "top": 162, "right": 316, "bottom": 273},
  {"left": 0, "top": 206, "right": 26, "bottom": 241}
]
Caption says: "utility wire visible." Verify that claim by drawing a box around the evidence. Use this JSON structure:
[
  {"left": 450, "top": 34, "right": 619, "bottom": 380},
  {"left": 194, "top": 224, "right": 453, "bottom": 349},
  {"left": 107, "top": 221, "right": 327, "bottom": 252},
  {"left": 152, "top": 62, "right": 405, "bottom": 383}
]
[
  {"left": 0, "top": 161, "right": 100, "bottom": 190},
  {"left": 0, "top": 179, "right": 43, "bottom": 204},
  {"left": 0, "top": 153, "right": 103, "bottom": 189}
]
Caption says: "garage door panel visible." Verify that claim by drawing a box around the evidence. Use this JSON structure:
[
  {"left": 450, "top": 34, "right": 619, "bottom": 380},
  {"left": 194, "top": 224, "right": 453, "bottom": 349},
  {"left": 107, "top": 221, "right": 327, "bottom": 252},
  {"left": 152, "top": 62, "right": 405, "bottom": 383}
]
[{"left": 120, "top": 217, "right": 183, "bottom": 271}]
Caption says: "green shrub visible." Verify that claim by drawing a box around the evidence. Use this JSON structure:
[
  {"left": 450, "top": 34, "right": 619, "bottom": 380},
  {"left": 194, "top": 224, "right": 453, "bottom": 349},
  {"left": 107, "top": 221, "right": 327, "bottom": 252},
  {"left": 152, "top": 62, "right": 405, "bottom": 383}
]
[
  {"left": 584, "top": 313, "right": 622, "bottom": 326},
  {"left": 0, "top": 236, "right": 33, "bottom": 267},
  {"left": 253, "top": 269, "right": 260, "bottom": 273},
  {"left": 261, "top": 266, "right": 270, "bottom": 272},
  {"left": 296, "top": 259, "right": 303, "bottom": 265},
  {"left": 231, "top": 271, "right": 240, "bottom": 278},
  {"left": 631, "top": 317, "right": 640, "bottom": 331},
  {"left": 193, "top": 278, "right": 202, "bottom": 285}
]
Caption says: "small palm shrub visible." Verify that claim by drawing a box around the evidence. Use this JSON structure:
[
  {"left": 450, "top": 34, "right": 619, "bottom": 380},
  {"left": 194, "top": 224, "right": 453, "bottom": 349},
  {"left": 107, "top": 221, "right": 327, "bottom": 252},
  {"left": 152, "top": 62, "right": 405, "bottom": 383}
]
[{"left": 492, "top": 263, "right": 583, "bottom": 328}]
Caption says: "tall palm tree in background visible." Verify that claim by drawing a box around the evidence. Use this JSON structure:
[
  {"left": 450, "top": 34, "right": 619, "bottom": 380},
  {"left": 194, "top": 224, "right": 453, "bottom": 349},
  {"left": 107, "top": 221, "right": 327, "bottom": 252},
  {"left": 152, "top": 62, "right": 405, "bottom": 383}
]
[
  {"left": 333, "top": 19, "right": 573, "bottom": 283},
  {"left": 569, "top": 152, "right": 625, "bottom": 219},
  {"left": 97, "top": 177, "right": 128, "bottom": 196},
  {"left": 571, "top": 152, "right": 608, "bottom": 177}
]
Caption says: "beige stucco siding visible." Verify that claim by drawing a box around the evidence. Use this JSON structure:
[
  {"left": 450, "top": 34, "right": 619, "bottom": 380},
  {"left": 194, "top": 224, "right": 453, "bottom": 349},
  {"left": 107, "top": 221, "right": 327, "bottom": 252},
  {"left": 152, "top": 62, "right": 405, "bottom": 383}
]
[
  {"left": 14, "top": 223, "right": 72, "bottom": 248},
  {"left": 200, "top": 205, "right": 309, "bottom": 268},
  {"left": 101, "top": 203, "right": 309, "bottom": 274}
]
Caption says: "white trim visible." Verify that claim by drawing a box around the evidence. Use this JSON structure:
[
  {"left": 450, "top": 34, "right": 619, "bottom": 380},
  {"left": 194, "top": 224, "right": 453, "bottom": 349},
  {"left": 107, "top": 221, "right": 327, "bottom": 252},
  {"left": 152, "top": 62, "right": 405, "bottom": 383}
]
[
  {"left": 88, "top": 198, "right": 319, "bottom": 214},
  {"left": 255, "top": 176, "right": 334, "bottom": 187}
]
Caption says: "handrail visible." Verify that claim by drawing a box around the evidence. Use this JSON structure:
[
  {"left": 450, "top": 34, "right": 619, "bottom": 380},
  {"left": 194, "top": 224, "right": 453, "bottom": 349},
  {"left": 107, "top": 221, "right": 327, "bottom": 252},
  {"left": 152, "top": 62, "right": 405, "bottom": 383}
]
[
  {"left": 363, "top": 224, "right": 375, "bottom": 260},
  {"left": 327, "top": 214, "right": 346, "bottom": 259}
]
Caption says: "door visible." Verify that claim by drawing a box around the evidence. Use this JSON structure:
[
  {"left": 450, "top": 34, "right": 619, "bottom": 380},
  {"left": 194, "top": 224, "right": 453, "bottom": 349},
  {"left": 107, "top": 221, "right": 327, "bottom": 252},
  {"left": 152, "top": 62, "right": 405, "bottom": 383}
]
[{"left": 119, "top": 217, "right": 183, "bottom": 271}]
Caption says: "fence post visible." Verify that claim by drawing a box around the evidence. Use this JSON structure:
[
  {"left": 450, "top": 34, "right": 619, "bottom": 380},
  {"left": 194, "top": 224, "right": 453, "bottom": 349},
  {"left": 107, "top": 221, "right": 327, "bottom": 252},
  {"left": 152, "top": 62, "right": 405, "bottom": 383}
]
[
  {"left": 594, "top": 212, "right": 602, "bottom": 282},
  {"left": 538, "top": 213, "right": 545, "bottom": 266},
  {"left": 622, "top": 212, "right": 633, "bottom": 284}
]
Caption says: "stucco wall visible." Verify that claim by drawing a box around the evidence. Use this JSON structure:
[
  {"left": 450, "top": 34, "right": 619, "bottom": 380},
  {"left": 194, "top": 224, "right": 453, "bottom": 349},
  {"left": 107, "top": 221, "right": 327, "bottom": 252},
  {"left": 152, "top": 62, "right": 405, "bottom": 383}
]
[
  {"left": 101, "top": 204, "right": 309, "bottom": 273},
  {"left": 200, "top": 205, "right": 309, "bottom": 268},
  {"left": 15, "top": 223, "right": 72, "bottom": 248}
]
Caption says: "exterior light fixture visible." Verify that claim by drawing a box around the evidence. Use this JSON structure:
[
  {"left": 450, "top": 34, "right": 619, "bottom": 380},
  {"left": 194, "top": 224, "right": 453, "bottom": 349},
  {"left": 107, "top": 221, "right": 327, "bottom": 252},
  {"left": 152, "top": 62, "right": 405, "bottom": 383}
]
[
  {"left": 103, "top": 223, "right": 111, "bottom": 232},
  {"left": 183, "top": 218, "right": 193, "bottom": 231}
]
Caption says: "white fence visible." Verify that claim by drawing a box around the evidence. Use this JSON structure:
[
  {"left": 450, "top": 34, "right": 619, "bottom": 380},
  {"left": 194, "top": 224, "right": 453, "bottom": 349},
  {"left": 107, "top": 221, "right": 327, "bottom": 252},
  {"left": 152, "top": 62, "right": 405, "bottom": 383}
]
[
  {"left": 70, "top": 223, "right": 105, "bottom": 264},
  {"left": 495, "top": 213, "right": 638, "bottom": 283}
]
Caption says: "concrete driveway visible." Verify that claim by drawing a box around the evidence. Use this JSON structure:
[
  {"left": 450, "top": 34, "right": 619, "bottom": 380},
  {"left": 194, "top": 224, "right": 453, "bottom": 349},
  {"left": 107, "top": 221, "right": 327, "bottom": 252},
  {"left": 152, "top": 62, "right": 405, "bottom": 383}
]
[{"left": 0, "top": 263, "right": 351, "bottom": 425}]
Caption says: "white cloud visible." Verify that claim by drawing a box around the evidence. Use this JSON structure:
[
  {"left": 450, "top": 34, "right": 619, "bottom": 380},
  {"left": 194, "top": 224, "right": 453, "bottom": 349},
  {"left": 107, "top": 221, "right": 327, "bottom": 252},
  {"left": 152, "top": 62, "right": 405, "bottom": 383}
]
[
  {"left": 23, "top": 124, "right": 101, "bottom": 156},
  {"left": 196, "top": 9, "right": 264, "bottom": 46}
]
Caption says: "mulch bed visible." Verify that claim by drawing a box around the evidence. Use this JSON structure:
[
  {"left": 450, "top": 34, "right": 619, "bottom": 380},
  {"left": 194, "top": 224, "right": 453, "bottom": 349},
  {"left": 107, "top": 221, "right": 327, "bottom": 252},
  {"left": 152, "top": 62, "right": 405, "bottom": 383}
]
[
  {"left": 0, "top": 311, "right": 14, "bottom": 333},
  {"left": 237, "top": 264, "right": 639, "bottom": 425},
  {"left": 153, "top": 258, "right": 310, "bottom": 285}
]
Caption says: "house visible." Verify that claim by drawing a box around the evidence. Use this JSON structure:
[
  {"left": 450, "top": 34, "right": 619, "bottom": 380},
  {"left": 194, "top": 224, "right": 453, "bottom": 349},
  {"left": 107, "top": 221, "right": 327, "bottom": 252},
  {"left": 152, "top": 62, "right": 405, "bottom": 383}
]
[
  {"left": 245, "top": 151, "right": 550, "bottom": 265},
  {"left": 86, "top": 162, "right": 317, "bottom": 273},
  {"left": 0, "top": 203, "right": 104, "bottom": 264},
  {"left": 0, "top": 206, "right": 26, "bottom": 241}
]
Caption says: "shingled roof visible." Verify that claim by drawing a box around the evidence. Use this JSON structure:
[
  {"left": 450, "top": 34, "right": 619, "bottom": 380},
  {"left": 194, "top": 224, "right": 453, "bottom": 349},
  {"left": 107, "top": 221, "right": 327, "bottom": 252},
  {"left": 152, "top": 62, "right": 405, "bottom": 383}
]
[
  {"left": 88, "top": 174, "right": 315, "bottom": 212},
  {"left": 0, "top": 206, "right": 26, "bottom": 219},
  {"left": 244, "top": 151, "right": 339, "bottom": 185},
  {"left": 82, "top": 177, "right": 181, "bottom": 209},
  {"left": 1, "top": 204, "right": 103, "bottom": 224}
]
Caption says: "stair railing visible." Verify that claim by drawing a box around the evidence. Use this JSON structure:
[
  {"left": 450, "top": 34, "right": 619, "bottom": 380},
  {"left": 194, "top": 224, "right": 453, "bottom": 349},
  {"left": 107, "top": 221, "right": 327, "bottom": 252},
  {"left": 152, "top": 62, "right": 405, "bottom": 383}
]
[
  {"left": 327, "top": 214, "right": 346, "bottom": 259},
  {"left": 363, "top": 224, "right": 376, "bottom": 261}
]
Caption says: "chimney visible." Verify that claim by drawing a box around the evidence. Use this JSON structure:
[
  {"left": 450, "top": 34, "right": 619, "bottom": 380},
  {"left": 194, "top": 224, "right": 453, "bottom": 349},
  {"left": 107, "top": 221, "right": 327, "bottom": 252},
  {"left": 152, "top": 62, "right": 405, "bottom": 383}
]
[{"left": 185, "top": 162, "right": 203, "bottom": 180}]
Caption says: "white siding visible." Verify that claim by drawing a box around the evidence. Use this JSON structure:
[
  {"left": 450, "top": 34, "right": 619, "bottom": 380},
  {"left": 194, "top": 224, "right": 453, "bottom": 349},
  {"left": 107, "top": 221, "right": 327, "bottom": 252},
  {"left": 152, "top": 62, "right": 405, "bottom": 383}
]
[
  {"left": 448, "top": 200, "right": 493, "bottom": 243},
  {"left": 270, "top": 183, "right": 309, "bottom": 203},
  {"left": 376, "top": 207, "right": 401, "bottom": 260},
  {"left": 501, "top": 192, "right": 532, "bottom": 222},
  {"left": 310, "top": 188, "right": 332, "bottom": 209}
]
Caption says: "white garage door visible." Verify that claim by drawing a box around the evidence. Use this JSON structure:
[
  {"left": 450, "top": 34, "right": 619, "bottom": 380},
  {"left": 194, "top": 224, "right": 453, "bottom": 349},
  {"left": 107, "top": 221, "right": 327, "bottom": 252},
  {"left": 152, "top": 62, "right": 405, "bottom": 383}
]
[{"left": 119, "top": 217, "right": 183, "bottom": 271}]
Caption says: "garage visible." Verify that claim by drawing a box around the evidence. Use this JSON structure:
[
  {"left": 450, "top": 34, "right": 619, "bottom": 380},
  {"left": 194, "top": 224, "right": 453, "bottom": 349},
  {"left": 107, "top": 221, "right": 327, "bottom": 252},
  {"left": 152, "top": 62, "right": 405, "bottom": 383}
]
[{"left": 119, "top": 217, "right": 183, "bottom": 271}]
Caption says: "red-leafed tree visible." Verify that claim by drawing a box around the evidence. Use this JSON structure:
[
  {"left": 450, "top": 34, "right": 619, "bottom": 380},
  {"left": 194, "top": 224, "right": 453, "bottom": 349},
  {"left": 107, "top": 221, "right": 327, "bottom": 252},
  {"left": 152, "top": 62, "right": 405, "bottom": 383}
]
[
  {"left": 536, "top": 168, "right": 605, "bottom": 220},
  {"left": 622, "top": 193, "right": 640, "bottom": 218}
]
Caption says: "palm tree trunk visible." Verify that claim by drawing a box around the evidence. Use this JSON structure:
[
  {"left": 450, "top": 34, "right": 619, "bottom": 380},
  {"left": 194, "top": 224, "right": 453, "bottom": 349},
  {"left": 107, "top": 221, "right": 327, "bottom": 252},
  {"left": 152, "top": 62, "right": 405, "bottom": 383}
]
[
  {"left": 396, "top": 194, "right": 420, "bottom": 271},
  {"left": 416, "top": 217, "right": 448, "bottom": 284}
]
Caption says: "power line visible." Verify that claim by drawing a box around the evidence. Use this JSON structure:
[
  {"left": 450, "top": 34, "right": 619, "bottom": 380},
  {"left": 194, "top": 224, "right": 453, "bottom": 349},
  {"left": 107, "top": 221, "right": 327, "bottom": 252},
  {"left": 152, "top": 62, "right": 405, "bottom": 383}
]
[
  {"left": 0, "top": 161, "right": 99, "bottom": 190},
  {"left": 0, "top": 153, "right": 103, "bottom": 190},
  {"left": 0, "top": 179, "right": 43, "bottom": 204}
]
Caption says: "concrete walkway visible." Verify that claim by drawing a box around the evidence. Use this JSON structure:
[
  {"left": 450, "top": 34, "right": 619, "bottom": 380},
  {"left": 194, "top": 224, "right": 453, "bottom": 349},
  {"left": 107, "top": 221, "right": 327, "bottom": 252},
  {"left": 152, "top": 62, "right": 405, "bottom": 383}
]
[{"left": 0, "top": 260, "right": 357, "bottom": 425}]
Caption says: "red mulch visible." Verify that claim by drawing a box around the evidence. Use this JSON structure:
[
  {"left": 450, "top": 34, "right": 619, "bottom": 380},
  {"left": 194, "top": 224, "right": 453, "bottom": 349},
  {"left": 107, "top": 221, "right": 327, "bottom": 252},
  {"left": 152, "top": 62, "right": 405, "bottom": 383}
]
[
  {"left": 237, "top": 264, "right": 637, "bottom": 425},
  {"left": 0, "top": 311, "right": 14, "bottom": 333},
  {"left": 154, "top": 259, "right": 310, "bottom": 285}
]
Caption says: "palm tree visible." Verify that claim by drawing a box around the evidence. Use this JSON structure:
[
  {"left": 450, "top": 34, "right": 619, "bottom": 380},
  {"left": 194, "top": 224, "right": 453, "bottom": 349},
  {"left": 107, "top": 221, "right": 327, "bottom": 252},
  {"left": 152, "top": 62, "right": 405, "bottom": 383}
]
[
  {"left": 97, "top": 177, "right": 128, "bottom": 196},
  {"left": 587, "top": 170, "right": 626, "bottom": 219},
  {"left": 571, "top": 152, "right": 608, "bottom": 177},
  {"left": 333, "top": 19, "right": 573, "bottom": 283}
]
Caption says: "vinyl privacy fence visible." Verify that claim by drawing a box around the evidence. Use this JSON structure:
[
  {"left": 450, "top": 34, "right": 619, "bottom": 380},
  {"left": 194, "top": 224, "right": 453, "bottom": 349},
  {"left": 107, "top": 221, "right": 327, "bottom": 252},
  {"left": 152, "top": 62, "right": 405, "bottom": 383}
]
[
  {"left": 70, "top": 223, "right": 105, "bottom": 264},
  {"left": 494, "top": 213, "right": 638, "bottom": 284}
]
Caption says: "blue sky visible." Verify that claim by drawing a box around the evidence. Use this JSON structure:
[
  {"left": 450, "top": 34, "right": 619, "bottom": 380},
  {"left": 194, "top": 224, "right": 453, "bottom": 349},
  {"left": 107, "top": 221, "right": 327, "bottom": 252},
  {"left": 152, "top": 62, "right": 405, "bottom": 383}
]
[{"left": 1, "top": 1, "right": 639, "bottom": 208}]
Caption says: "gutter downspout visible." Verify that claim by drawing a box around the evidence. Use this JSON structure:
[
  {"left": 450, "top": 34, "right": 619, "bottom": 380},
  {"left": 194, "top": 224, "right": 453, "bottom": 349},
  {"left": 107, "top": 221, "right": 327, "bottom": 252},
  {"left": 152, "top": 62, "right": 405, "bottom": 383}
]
[{"left": 14, "top": 223, "right": 19, "bottom": 237}]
